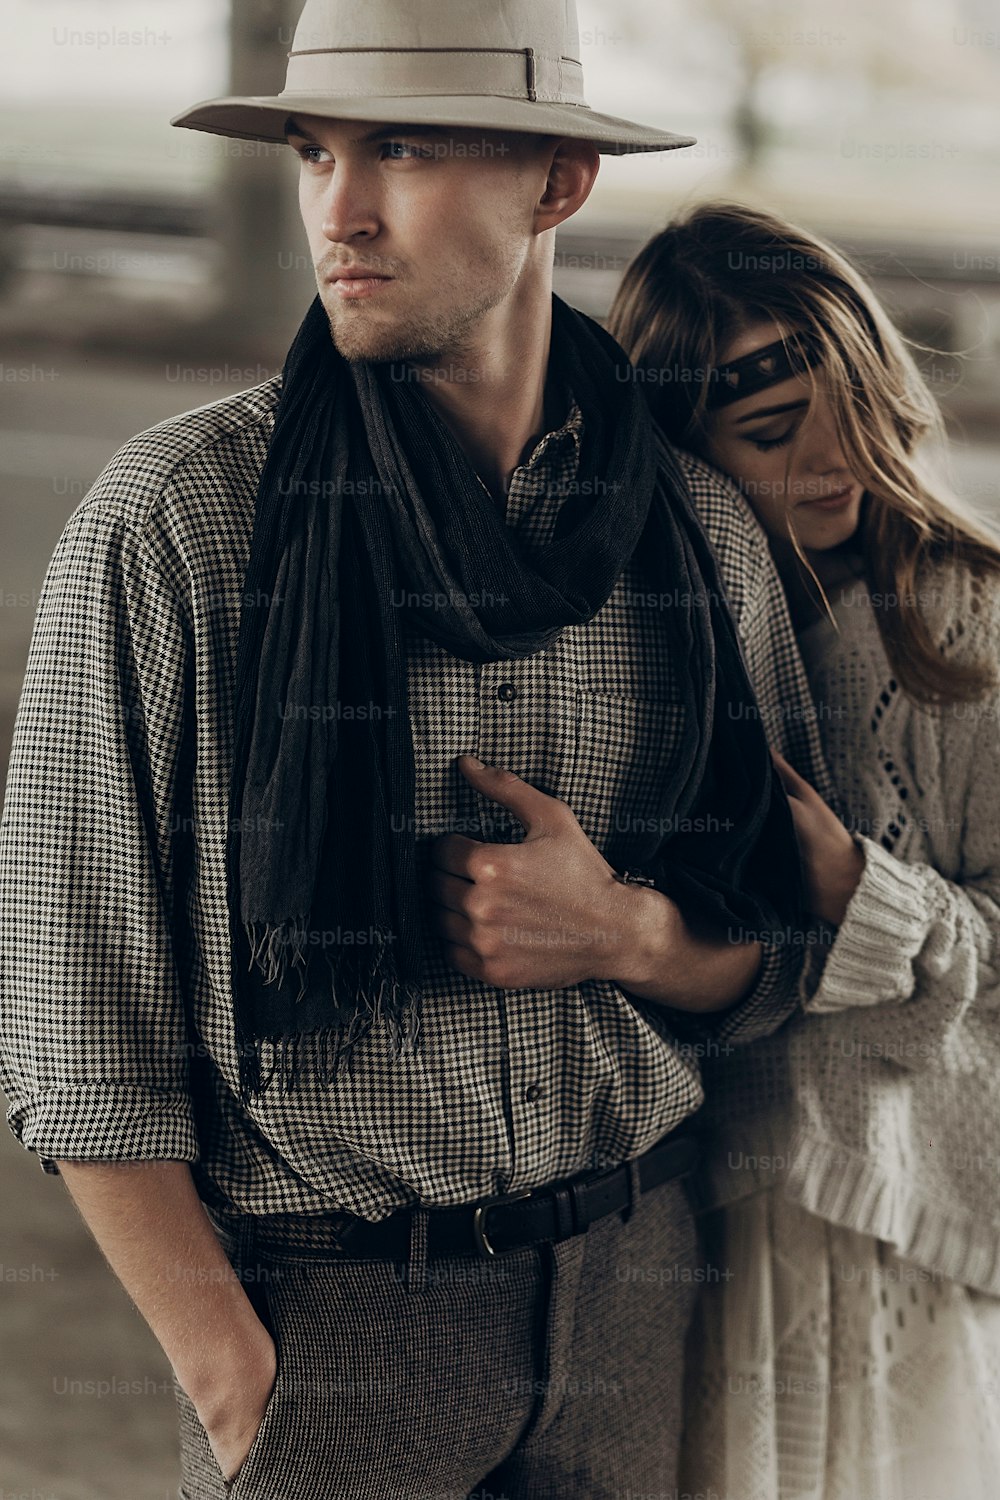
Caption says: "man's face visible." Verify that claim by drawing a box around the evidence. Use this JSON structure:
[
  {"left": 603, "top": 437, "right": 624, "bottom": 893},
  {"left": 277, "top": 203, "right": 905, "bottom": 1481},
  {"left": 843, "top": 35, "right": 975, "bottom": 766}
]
[{"left": 286, "top": 115, "right": 558, "bottom": 364}]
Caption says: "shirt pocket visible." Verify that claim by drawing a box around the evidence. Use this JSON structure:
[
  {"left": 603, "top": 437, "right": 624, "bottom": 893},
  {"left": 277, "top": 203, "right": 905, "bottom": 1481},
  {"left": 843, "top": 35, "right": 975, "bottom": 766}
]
[{"left": 568, "top": 689, "right": 689, "bottom": 863}]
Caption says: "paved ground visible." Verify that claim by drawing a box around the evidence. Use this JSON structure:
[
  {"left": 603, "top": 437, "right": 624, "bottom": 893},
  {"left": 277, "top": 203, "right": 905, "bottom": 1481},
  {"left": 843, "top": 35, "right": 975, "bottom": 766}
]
[{"left": 0, "top": 339, "right": 997, "bottom": 1499}]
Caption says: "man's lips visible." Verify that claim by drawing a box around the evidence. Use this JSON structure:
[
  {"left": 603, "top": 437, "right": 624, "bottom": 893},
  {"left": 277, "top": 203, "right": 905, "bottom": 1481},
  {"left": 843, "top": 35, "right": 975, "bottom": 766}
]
[{"left": 326, "top": 267, "right": 395, "bottom": 300}]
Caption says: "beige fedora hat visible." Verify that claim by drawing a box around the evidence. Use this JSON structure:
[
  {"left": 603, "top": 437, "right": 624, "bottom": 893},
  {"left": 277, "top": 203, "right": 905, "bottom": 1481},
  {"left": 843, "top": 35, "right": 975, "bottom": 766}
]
[{"left": 171, "top": 0, "right": 695, "bottom": 156}]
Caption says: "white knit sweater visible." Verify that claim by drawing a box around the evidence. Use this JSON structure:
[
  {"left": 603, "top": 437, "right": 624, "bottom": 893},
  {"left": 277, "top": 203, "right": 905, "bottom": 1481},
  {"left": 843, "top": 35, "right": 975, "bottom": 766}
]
[{"left": 692, "top": 555, "right": 1000, "bottom": 1295}]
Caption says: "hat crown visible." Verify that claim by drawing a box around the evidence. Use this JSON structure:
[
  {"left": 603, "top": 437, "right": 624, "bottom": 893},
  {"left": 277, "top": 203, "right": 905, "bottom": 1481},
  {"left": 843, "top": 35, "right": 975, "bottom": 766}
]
[
  {"left": 289, "top": 0, "right": 582, "bottom": 65},
  {"left": 169, "top": 0, "right": 695, "bottom": 157}
]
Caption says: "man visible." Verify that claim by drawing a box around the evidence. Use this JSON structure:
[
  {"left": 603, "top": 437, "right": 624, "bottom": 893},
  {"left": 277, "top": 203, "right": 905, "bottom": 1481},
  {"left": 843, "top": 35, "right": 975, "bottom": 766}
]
[{"left": 0, "top": 1, "right": 830, "bottom": 1496}]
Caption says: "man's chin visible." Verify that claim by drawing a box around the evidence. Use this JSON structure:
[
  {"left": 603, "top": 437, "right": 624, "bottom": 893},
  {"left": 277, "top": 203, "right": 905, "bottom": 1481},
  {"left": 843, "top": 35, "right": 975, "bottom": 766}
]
[{"left": 323, "top": 311, "right": 435, "bottom": 366}]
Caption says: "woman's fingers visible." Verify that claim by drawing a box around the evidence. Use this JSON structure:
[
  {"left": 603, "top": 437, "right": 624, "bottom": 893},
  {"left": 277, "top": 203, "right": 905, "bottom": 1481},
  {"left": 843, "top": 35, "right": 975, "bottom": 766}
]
[{"left": 770, "top": 747, "right": 820, "bottom": 803}]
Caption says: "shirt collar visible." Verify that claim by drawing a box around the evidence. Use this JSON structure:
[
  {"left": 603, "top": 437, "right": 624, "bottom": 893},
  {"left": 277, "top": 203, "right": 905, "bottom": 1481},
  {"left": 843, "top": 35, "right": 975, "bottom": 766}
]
[{"left": 520, "top": 396, "right": 584, "bottom": 472}]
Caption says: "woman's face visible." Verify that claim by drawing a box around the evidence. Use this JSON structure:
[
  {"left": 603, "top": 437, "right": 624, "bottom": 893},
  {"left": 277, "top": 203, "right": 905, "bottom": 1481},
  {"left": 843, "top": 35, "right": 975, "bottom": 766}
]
[{"left": 701, "top": 319, "right": 865, "bottom": 552}]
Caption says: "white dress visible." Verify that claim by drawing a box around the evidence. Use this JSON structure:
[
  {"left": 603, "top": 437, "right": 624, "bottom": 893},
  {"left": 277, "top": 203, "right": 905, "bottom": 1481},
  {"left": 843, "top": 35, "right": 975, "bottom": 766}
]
[
  {"left": 677, "top": 1188, "right": 1000, "bottom": 1500},
  {"left": 678, "top": 564, "right": 1000, "bottom": 1499}
]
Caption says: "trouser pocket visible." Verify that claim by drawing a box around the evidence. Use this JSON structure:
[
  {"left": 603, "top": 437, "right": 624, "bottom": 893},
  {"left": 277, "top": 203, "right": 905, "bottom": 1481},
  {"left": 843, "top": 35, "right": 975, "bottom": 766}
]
[{"left": 175, "top": 1248, "right": 286, "bottom": 1499}]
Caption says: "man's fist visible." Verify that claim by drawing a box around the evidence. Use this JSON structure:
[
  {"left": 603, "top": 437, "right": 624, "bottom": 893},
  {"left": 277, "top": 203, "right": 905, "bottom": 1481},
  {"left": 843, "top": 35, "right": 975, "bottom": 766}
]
[{"left": 426, "top": 754, "right": 641, "bottom": 990}]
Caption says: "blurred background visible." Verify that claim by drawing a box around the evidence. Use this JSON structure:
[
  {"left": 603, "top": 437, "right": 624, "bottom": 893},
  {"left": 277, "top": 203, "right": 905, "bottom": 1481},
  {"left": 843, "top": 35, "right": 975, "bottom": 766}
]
[{"left": 1, "top": 1, "right": 999, "bottom": 1495}]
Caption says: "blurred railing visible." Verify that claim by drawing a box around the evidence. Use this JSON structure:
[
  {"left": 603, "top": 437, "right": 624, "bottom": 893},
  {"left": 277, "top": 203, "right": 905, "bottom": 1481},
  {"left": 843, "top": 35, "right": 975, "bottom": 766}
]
[{"left": 1, "top": 186, "right": 997, "bottom": 428}]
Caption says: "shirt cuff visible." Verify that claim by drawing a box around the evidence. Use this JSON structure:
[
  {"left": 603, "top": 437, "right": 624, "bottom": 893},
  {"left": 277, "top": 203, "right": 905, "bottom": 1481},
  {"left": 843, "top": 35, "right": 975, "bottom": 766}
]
[
  {"left": 707, "top": 932, "right": 804, "bottom": 1044},
  {"left": 640, "top": 932, "right": 806, "bottom": 1050},
  {"left": 6, "top": 1084, "right": 200, "bottom": 1176}
]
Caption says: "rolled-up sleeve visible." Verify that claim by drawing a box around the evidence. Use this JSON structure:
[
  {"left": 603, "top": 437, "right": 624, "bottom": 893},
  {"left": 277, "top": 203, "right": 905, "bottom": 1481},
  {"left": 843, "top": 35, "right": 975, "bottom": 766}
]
[{"left": 0, "top": 501, "right": 200, "bottom": 1174}]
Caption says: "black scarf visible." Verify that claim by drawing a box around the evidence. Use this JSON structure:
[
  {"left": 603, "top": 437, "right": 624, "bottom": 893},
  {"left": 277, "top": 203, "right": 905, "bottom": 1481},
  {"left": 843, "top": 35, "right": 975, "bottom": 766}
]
[{"left": 224, "top": 293, "right": 804, "bottom": 1105}]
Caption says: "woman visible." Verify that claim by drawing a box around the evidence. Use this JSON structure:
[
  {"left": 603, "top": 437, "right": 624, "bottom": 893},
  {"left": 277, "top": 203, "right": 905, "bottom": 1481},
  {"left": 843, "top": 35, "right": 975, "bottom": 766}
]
[{"left": 606, "top": 202, "right": 1000, "bottom": 1500}]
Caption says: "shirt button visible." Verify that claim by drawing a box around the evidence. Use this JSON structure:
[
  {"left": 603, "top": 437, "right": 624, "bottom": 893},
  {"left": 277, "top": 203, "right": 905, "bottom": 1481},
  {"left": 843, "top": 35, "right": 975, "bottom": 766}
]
[
  {"left": 524, "top": 1082, "right": 543, "bottom": 1103},
  {"left": 496, "top": 682, "right": 518, "bottom": 704}
]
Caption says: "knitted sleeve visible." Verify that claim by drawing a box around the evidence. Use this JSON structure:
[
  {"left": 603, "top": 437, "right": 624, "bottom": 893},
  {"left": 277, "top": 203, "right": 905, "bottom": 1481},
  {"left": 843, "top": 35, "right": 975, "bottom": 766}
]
[{"left": 800, "top": 567, "right": 1000, "bottom": 1070}]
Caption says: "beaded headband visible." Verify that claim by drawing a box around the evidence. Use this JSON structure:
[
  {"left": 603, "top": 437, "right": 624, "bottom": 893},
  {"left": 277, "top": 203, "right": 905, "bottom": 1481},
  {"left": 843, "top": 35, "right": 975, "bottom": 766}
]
[{"left": 706, "top": 334, "right": 822, "bottom": 411}]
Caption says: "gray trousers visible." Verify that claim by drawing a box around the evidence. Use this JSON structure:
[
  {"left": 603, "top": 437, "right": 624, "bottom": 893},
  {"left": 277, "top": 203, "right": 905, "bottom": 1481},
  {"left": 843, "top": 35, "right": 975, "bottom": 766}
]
[{"left": 175, "top": 1174, "right": 700, "bottom": 1499}]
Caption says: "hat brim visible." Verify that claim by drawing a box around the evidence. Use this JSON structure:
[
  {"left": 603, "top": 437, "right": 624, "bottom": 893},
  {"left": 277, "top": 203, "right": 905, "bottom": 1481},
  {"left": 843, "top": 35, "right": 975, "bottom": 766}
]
[{"left": 170, "top": 93, "right": 696, "bottom": 156}]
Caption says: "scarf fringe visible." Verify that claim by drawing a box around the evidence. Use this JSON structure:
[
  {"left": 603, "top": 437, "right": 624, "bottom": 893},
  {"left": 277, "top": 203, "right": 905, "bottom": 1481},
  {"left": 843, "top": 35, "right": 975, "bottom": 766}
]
[{"left": 236, "top": 917, "right": 423, "bottom": 1106}]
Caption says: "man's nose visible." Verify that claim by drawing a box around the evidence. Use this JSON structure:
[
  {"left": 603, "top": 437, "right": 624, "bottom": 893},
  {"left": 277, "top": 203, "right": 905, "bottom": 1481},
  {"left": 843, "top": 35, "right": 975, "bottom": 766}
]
[{"left": 318, "top": 165, "right": 380, "bottom": 243}]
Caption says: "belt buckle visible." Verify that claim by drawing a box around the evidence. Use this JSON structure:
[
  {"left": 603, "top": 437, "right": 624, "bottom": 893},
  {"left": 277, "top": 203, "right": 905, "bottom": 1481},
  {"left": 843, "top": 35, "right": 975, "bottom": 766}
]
[{"left": 472, "top": 1186, "right": 535, "bottom": 1259}]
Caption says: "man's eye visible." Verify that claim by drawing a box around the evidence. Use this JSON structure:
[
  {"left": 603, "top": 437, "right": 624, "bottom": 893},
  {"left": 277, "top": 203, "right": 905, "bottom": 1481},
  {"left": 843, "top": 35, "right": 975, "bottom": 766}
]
[
  {"left": 382, "top": 141, "right": 432, "bottom": 160},
  {"left": 293, "top": 144, "right": 330, "bottom": 165}
]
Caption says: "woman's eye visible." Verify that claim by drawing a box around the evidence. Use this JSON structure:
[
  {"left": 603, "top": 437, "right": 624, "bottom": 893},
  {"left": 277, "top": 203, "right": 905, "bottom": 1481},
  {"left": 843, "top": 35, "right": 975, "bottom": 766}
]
[
  {"left": 294, "top": 145, "right": 330, "bottom": 165},
  {"left": 749, "top": 429, "right": 796, "bottom": 453}
]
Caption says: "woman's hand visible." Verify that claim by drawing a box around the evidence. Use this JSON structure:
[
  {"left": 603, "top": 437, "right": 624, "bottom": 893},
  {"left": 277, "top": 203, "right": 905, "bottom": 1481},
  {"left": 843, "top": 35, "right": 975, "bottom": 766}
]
[{"left": 771, "top": 750, "right": 865, "bottom": 926}]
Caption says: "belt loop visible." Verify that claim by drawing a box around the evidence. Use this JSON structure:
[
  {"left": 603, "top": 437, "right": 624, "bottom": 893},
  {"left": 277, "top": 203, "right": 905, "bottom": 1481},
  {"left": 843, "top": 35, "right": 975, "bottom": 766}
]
[
  {"left": 233, "top": 1210, "right": 271, "bottom": 1328},
  {"left": 405, "top": 1206, "right": 430, "bottom": 1295},
  {"left": 620, "top": 1158, "right": 643, "bottom": 1225},
  {"left": 552, "top": 1184, "right": 575, "bottom": 1242}
]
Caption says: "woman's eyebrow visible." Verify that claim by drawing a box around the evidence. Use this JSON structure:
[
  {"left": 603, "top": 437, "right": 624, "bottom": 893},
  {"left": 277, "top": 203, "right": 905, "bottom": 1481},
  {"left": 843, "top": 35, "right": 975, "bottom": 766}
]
[{"left": 734, "top": 399, "right": 809, "bottom": 425}]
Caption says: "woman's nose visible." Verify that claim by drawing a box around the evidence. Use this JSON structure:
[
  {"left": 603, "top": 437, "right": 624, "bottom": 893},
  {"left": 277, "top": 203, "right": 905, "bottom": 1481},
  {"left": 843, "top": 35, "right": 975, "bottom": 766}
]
[{"left": 804, "top": 408, "right": 850, "bottom": 476}]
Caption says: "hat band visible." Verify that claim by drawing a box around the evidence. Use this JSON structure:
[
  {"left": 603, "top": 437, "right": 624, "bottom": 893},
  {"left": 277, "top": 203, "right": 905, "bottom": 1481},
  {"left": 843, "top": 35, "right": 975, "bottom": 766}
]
[{"left": 282, "top": 46, "right": 587, "bottom": 106}]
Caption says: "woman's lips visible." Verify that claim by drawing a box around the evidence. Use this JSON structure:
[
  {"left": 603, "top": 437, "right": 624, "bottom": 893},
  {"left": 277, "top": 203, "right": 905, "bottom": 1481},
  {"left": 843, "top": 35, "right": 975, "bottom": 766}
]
[{"left": 797, "top": 484, "right": 857, "bottom": 511}]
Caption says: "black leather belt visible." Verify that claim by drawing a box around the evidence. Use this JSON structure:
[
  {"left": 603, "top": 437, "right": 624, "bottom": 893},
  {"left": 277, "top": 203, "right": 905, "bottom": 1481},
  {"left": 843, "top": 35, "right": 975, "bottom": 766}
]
[
  {"left": 213, "top": 1127, "right": 700, "bottom": 1264},
  {"left": 460, "top": 1128, "right": 700, "bottom": 1260}
]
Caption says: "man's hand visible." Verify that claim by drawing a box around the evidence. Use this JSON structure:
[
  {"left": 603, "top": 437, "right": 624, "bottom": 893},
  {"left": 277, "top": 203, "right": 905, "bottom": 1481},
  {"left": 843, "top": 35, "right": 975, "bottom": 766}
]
[
  {"left": 771, "top": 749, "right": 865, "bottom": 926},
  {"left": 427, "top": 754, "right": 649, "bottom": 991},
  {"left": 426, "top": 754, "right": 761, "bottom": 1011},
  {"left": 197, "top": 1329, "right": 277, "bottom": 1484},
  {"left": 52, "top": 1161, "right": 284, "bottom": 1489}
]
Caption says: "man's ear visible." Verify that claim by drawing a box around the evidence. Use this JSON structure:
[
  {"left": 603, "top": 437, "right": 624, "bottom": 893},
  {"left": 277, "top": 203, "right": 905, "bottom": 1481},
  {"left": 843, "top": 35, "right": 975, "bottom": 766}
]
[{"left": 534, "top": 138, "right": 601, "bottom": 233}]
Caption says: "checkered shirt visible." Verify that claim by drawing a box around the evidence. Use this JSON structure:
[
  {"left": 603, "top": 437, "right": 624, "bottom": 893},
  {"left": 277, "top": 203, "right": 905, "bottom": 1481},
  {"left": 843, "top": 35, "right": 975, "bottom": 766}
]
[{"left": 0, "top": 377, "right": 829, "bottom": 1219}]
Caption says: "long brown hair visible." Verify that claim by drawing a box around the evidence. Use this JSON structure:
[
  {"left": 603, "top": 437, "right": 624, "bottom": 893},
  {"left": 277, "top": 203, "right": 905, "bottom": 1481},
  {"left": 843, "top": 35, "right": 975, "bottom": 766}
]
[{"left": 606, "top": 200, "right": 1000, "bottom": 704}]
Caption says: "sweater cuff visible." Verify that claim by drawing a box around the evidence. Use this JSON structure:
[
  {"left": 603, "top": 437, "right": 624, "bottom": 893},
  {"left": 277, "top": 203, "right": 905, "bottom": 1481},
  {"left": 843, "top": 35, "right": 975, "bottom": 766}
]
[
  {"left": 5, "top": 1084, "right": 201, "bottom": 1176},
  {"left": 802, "top": 835, "right": 931, "bottom": 1013}
]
